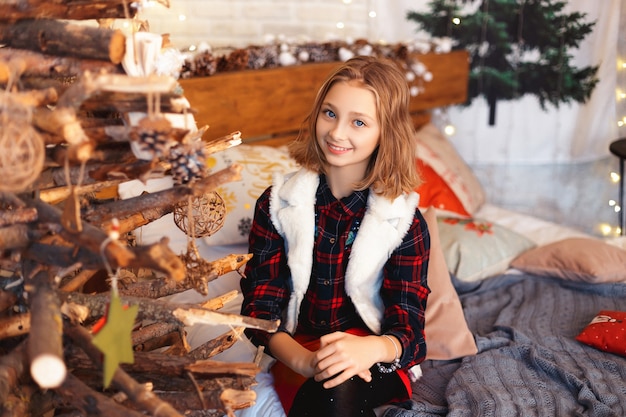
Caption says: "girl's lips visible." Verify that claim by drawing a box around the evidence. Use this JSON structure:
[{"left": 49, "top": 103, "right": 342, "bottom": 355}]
[{"left": 327, "top": 142, "right": 351, "bottom": 154}]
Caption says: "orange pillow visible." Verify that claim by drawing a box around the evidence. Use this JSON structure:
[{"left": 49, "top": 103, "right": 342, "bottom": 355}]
[
  {"left": 414, "top": 123, "right": 486, "bottom": 217},
  {"left": 576, "top": 310, "right": 626, "bottom": 357},
  {"left": 416, "top": 159, "right": 470, "bottom": 217}
]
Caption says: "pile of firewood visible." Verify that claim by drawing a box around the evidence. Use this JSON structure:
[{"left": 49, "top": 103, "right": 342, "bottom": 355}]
[{"left": 0, "top": 2, "right": 276, "bottom": 416}]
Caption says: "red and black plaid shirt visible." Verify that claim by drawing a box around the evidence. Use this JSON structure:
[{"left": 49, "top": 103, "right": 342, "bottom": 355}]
[{"left": 241, "top": 175, "right": 430, "bottom": 368}]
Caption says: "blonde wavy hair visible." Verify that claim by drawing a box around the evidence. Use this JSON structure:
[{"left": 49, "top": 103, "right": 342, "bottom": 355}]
[{"left": 289, "top": 55, "right": 421, "bottom": 199}]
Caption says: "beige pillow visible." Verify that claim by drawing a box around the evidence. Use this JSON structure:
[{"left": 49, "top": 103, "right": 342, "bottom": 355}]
[
  {"left": 423, "top": 207, "right": 478, "bottom": 360},
  {"left": 510, "top": 237, "right": 626, "bottom": 283},
  {"left": 415, "top": 123, "right": 486, "bottom": 217},
  {"left": 203, "top": 144, "right": 300, "bottom": 246}
]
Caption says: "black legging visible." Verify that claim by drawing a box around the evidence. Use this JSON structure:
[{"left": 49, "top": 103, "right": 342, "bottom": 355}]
[{"left": 287, "top": 366, "right": 407, "bottom": 417}]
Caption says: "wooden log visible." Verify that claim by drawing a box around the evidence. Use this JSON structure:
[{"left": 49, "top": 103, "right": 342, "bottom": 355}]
[
  {"left": 25, "top": 268, "right": 67, "bottom": 389},
  {"left": 0, "top": 290, "right": 18, "bottom": 314},
  {"left": 55, "top": 372, "right": 146, "bottom": 417},
  {"left": 0, "top": 20, "right": 126, "bottom": 64},
  {"left": 1, "top": 0, "right": 140, "bottom": 23},
  {"left": 0, "top": 207, "right": 38, "bottom": 227},
  {"left": 0, "top": 47, "right": 123, "bottom": 83},
  {"left": 132, "top": 322, "right": 180, "bottom": 351},
  {"left": 0, "top": 88, "right": 57, "bottom": 108},
  {"left": 0, "top": 341, "right": 27, "bottom": 404},
  {"left": 80, "top": 91, "right": 189, "bottom": 115},
  {"left": 83, "top": 164, "right": 243, "bottom": 229},
  {"left": 64, "top": 322, "right": 185, "bottom": 417},
  {"left": 0, "top": 313, "right": 30, "bottom": 340},
  {"left": 0, "top": 225, "right": 32, "bottom": 251}
]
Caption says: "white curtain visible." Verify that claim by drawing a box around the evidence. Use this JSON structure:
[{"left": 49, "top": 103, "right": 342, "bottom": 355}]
[{"left": 370, "top": 0, "right": 621, "bottom": 164}]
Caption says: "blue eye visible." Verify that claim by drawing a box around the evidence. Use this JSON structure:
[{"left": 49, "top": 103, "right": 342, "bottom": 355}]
[
  {"left": 324, "top": 109, "right": 336, "bottom": 118},
  {"left": 354, "top": 120, "right": 365, "bottom": 127}
]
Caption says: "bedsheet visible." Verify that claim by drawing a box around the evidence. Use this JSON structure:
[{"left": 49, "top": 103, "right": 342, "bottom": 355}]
[{"left": 382, "top": 273, "right": 626, "bottom": 417}]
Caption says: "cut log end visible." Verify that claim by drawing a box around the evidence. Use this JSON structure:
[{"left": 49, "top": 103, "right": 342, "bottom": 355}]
[
  {"left": 109, "top": 30, "right": 126, "bottom": 64},
  {"left": 30, "top": 353, "right": 67, "bottom": 388}
]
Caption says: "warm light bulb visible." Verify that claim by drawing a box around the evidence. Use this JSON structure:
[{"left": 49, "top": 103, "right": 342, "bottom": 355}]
[
  {"left": 598, "top": 223, "right": 613, "bottom": 236},
  {"left": 444, "top": 124, "right": 456, "bottom": 136},
  {"left": 336, "top": 22, "right": 345, "bottom": 29},
  {"left": 188, "top": 44, "right": 197, "bottom": 52},
  {"left": 369, "top": 10, "right": 377, "bottom": 18},
  {"left": 615, "top": 205, "right": 621, "bottom": 213},
  {"left": 610, "top": 172, "right": 620, "bottom": 183},
  {"left": 609, "top": 199, "right": 617, "bottom": 206},
  {"left": 452, "top": 17, "right": 461, "bottom": 25},
  {"left": 179, "top": 14, "right": 186, "bottom": 21}
]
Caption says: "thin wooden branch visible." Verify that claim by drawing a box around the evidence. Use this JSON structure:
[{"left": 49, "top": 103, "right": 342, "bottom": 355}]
[
  {"left": 59, "top": 291, "right": 279, "bottom": 333},
  {"left": 201, "top": 289, "right": 240, "bottom": 310},
  {"left": 22, "top": 196, "right": 186, "bottom": 281},
  {"left": 38, "top": 179, "right": 124, "bottom": 205},
  {"left": 205, "top": 131, "right": 242, "bottom": 155},
  {"left": 59, "top": 269, "right": 98, "bottom": 292},
  {"left": 118, "top": 254, "right": 251, "bottom": 299},
  {"left": 185, "top": 360, "right": 259, "bottom": 377},
  {"left": 187, "top": 327, "right": 245, "bottom": 361}
]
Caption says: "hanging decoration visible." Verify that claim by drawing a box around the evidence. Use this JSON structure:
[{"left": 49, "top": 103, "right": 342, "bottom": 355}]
[
  {"left": 92, "top": 224, "right": 139, "bottom": 389},
  {"left": 0, "top": 97, "right": 45, "bottom": 192},
  {"left": 173, "top": 191, "right": 226, "bottom": 238},
  {"left": 406, "top": 0, "right": 599, "bottom": 125}
]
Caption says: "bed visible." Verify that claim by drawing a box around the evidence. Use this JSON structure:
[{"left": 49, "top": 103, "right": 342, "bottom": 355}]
[{"left": 119, "top": 46, "right": 626, "bottom": 417}]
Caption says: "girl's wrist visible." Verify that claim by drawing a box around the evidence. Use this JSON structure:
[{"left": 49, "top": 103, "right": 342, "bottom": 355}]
[{"left": 377, "top": 334, "right": 401, "bottom": 373}]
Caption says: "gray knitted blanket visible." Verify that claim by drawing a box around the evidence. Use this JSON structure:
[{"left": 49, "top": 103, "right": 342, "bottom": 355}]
[{"left": 383, "top": 274, "right": 626, "bottom": 417}]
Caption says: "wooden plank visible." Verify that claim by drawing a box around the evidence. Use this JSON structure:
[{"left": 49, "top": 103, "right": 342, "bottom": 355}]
[{"left": 180, "top": 50, "right": 469, "bottom": 143}]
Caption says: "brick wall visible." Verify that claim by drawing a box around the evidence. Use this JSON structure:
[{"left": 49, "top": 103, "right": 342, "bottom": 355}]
[{"left": 137, "top": 0, "right": 377, "bottom": 50}]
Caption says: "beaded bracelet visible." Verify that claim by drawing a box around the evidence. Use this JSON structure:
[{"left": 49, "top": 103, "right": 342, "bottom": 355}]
[{"left": 377, "top": 334, "right": 401, "bottom": 374}]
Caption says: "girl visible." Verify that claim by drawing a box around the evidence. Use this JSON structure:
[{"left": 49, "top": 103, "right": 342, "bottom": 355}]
[{"left": 240, "top": 55, "right": 430, "bottom": 417}]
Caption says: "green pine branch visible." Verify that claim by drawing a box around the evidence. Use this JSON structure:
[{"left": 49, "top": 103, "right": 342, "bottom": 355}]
[{"left": 407, "top": 0, "right": 599, "bottom": 125}]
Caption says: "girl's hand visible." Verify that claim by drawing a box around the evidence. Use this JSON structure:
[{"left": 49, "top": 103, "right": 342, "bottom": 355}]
[{"left": 313, "top": 332, "right": 385, "bottom": 389}]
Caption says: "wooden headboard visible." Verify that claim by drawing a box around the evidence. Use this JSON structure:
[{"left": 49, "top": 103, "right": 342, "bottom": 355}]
[{"left": 179, "top": 50, "right": 469, "bottom": 146}]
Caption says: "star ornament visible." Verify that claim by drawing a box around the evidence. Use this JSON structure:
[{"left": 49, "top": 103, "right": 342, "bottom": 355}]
[{"left": 91, "top": 293, "right": 139, "bottom": 388}]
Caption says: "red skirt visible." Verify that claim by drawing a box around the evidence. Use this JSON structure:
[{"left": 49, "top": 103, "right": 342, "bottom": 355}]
[{"left": 271, "top": 329, "right": 411, "bottom": 414}]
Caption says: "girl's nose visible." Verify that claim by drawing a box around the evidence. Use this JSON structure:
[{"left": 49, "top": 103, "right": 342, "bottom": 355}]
[{"left": 329, "top": 122, "right": 348, "bottom": 141}]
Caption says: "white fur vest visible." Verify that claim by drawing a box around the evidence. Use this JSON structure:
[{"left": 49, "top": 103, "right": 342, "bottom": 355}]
[{"left": 269, "top": 168, "right": 420, "bottom": 334}]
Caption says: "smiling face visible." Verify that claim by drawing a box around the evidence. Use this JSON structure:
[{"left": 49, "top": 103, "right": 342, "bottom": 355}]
[{"left": 315, "top": 80, "right": 381, "bottom": 182}]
